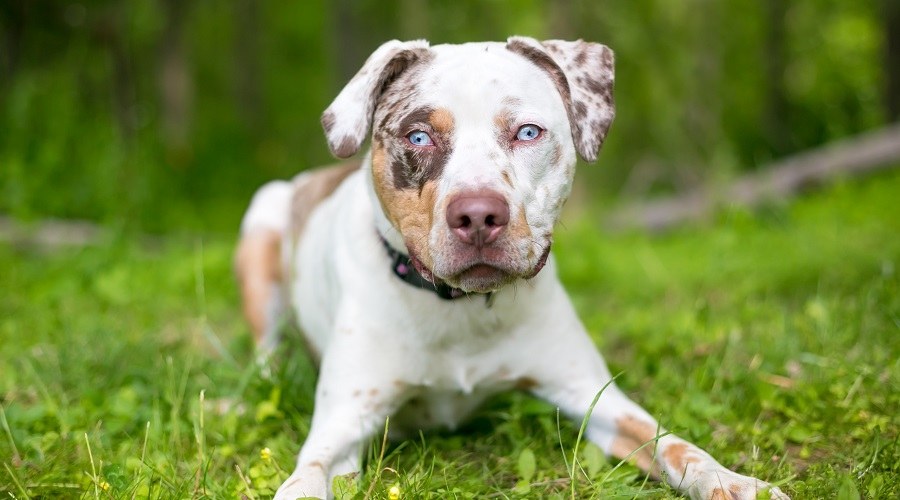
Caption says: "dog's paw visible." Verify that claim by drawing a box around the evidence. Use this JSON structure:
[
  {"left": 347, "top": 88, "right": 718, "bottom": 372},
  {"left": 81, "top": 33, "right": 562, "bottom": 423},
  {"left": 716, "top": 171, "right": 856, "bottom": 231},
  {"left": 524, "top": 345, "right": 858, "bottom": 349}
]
[
  {"left": 273, "top": 468, "right": 327, "bottom": 500},
  {"left": 692, "top": 469, "right": 789, "bottom": 500}
]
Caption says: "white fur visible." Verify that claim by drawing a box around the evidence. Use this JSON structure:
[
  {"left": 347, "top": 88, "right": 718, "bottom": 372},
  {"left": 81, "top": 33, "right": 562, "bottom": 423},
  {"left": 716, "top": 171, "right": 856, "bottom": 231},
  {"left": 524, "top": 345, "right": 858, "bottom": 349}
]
[
  {"left": 239, "top": 180, "right": 293, "bottom": 235},
  {"left": 243, "top": 39, "right": 789, "bottom": 500}
]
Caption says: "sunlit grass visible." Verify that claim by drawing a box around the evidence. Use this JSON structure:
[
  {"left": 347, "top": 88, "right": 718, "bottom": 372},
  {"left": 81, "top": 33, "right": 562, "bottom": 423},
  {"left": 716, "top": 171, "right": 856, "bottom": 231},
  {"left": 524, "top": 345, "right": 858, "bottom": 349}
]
[{"left": 1, "top": 172, "right": 898, "bottom": 498}]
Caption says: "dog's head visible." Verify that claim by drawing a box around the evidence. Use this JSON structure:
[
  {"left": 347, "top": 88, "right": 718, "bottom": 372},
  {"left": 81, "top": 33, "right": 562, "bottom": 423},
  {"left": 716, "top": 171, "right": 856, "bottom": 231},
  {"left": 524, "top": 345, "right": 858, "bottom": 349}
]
[{"left": 321, "top": 37, "right": 615, "bottom": 293}]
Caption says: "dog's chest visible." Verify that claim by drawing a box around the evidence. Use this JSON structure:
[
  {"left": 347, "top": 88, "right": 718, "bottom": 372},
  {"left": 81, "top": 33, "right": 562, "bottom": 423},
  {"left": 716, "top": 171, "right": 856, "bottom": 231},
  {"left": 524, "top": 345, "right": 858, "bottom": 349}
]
[
  {"left": 391, "top": 361, "right": 519, "bottom": 433},
  {"left": 386, "top": 341, "right": 533, "bottom": 433}
]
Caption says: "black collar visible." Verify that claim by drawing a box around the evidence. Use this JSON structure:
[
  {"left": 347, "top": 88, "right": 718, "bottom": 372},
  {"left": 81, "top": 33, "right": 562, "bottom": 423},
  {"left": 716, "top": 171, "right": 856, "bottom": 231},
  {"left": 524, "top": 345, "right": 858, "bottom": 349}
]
[{"left": 380, "top": 236, "right": 492, "bottom": 303}]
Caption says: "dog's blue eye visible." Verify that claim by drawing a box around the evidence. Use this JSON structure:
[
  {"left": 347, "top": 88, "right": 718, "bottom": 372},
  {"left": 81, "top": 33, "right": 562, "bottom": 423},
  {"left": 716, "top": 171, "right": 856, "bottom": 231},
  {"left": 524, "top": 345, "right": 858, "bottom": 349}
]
[
  {"left": 407, "top": 131, "right": 433, "bottom": 146},
  {"left": 516, "top": 124, "right": 542, "bottom": 141}
]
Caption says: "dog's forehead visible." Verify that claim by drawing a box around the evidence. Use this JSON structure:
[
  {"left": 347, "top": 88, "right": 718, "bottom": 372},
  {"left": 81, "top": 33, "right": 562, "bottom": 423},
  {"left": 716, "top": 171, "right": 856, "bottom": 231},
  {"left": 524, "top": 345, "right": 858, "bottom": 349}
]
[{"left": 418, "top": 42, "right": 562, "bottom": 113}]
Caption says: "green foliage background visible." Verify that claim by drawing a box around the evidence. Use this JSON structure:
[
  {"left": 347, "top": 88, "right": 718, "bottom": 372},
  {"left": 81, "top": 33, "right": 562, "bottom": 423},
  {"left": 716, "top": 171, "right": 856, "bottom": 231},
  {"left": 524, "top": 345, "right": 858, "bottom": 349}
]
[
  {"left": 0, "top": 0, "right": 891, "bottom": 232},
  {"left": 1, "top": 2, "right": 899, "bottom": 498}
]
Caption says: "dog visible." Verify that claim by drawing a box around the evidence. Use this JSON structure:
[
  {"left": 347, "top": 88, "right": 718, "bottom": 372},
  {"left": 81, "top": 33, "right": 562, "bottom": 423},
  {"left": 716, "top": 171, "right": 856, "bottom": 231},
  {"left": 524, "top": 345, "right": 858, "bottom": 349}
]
[{"left": 236, "top": 37, "right": 789, "bottom": 500}]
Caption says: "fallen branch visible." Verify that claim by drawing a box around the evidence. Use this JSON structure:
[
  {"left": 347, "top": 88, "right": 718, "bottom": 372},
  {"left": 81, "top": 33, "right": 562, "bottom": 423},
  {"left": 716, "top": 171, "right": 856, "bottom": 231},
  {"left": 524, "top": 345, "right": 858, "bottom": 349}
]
[
  {"left": 0, "top": 216, "right": 108, "bottom": 248},
  {"left": 607, "top": 123, "right": 900, "bottom": 232}
]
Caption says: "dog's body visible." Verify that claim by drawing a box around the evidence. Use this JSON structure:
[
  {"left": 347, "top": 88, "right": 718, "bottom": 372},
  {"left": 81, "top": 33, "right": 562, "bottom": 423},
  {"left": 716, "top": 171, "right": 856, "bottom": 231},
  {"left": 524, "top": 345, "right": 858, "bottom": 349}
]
[{"left": 237, "top": 38, "right": 788, "bottom": 500}]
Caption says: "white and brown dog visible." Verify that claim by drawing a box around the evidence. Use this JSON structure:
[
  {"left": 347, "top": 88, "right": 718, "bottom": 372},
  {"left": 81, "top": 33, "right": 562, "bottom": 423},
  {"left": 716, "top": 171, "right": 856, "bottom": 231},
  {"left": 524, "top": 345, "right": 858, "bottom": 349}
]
[{"left": 236, "top": 37, "right": 788, "bottom": 500}]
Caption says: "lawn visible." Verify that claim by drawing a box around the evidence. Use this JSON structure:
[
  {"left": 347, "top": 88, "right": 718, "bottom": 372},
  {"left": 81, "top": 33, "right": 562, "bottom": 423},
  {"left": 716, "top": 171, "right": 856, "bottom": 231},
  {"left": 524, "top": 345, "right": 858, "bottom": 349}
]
[{"left": 1, "top": 171, "right": 898, "bottom": 499}]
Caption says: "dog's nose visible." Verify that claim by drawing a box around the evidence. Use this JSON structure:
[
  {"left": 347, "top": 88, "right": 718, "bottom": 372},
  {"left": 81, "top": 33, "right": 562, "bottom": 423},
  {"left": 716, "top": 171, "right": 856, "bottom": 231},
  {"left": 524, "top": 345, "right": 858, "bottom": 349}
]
[{"left": 446, "top": 191, "right": 510, "bottom": 248}]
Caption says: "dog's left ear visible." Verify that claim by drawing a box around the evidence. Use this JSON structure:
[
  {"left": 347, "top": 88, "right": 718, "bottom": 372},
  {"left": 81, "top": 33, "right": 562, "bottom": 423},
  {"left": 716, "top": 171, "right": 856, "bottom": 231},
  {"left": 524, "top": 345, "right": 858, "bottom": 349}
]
[
  {"left": 321, "top": 39, "right": 432, "bottom": 159},
  {"left": 506, "top": 37, "right": 615, "bottom": 163}
]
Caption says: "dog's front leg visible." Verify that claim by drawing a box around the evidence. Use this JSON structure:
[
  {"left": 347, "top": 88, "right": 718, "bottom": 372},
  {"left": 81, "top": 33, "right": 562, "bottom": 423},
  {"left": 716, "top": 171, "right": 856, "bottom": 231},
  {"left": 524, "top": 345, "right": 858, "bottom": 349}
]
[
  {"left": 538, "top": 377, "right": 788, "bottom": 499},
  {"left": 526, "top": 301, "right": 788, "bottom": 499},
  {"left": 274, "top": 343, "right": 404, "bottom": 500}
]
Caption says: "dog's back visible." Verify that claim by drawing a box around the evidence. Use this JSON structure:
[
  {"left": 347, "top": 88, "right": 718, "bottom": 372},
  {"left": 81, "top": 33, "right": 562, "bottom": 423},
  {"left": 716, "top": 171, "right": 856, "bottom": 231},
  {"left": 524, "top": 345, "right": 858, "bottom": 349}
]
[{"left": 236, "top": 161, "right": 358, "bottom": 353}]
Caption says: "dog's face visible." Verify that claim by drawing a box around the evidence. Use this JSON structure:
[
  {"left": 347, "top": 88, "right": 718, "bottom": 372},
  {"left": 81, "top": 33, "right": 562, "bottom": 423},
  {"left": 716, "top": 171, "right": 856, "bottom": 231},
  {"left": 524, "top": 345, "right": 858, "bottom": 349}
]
[{"left": 322, "top": 38, "right": 615, "bottom": 292}]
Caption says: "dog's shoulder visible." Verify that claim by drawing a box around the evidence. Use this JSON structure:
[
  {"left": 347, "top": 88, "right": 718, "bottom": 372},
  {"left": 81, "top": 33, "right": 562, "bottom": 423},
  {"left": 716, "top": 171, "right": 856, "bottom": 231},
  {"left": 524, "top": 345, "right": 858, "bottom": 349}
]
[{"left": 287, "top": 160, "right": 361, "bottom": 247}]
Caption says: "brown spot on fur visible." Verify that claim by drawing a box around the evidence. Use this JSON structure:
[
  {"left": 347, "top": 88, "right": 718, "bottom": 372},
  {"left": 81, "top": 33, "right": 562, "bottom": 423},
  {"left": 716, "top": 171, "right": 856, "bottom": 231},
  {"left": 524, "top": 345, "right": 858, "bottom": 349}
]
[
  {"left": 662, "top": 441, "right": 703, "bottom": 476},
  {"left": 333, "top": 135, "right": 358, "bottom": 159},
  {"left": 663, "top": 442, "right": 689, "bottom": 472},
  {"left": 709, "top": 487, "right": 729, "bottom": 500},
  {"left": 398, "top": 106, "right": 436, "bottom": 134},
  {"left": 506, "top": 205, "right": 532, "bottom": 242},
  {"left": 321, "top": 110, "right": 336, "bottom": 134},
  {"left": 388, "top": 106, "right": 455, "bottom": 189},
  {"left": 575, "top": 48, "right": 588, "bottom": 65},
  {"left": 430, "top": 108, "right": 454, "bottom": 135},
  {"left": 610, "top": 415, "right": 662, "bottom": 477},
  {"left": 372, "top": 142, "right": 439, "bottom": 269},
  {"left": 235, "top": 229, "right": 282, "bottom": 344},
  {"left": 501, "top": 170, "right": 513, "bottom": 187},
  {"left": 493, "top": 111, "right": 511, "bottom": 134},
  {"left": 585, "top": 76, "right": 613, "bottom": 107},
  {"left": 307, "top": 460, "right": 325, "bottom": 470},
  {"left": 493, "top": 97, "right": 524, "bottom": 143},
  {"left": 515, "top": 377, "right": 539, "bottom": 390},
  {"left": 550, "top": 140, "right": 563, "bottom": 166},
  {"left": 493, "top": 110, "right": 527, "bottom": 153},
  {"left": 601, "top": 48, "right": 614, "bottom": 70},
  {"left": 289, "top": 161, "right": 360, "bottom": 248},
  {"left": 353, "top": 389, "right": 362, "bottom": 397},
  {"left": 574, "top": 101, "right": 587, "bottom": 121},
  {"left": 369, "top": 388, "right": 379, "bottom": 396},
  {"left": 501, "top": 95, "right": 524, "bottom": 111}
]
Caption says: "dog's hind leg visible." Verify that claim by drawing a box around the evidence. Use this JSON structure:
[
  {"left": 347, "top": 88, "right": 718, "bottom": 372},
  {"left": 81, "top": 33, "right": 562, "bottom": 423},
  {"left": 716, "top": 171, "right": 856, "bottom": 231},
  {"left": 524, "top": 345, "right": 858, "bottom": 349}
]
[{"left": 236, "top": 180, "right": 293, "bottom": 358}]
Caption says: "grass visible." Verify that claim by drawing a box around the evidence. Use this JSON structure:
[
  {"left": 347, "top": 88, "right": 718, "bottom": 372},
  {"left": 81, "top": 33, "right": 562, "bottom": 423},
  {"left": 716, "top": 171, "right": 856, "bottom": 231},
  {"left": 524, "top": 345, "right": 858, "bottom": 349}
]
[{"left": 1, "top": 171, "right": 898, "bottom": 499}]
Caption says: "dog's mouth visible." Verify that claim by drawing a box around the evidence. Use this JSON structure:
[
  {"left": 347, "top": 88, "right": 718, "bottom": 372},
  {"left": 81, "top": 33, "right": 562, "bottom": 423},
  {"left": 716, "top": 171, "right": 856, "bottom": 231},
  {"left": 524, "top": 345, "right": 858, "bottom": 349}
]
[
  {"left": 407, "top": 251, "right": 438, "bottom": 284},
  {"left": 408, "top": 244, "right": 551, "bottom": 293}
]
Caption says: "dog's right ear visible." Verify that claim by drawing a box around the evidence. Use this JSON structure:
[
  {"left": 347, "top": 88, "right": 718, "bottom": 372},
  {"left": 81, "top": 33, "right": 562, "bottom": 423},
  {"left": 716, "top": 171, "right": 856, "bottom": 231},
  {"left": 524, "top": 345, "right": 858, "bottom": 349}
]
[
  {"left": 506, "top": 37, "right": 615, "bottom": 163},
  {"left": 321, "top": 40, "right": 431, "bottom": 159}
]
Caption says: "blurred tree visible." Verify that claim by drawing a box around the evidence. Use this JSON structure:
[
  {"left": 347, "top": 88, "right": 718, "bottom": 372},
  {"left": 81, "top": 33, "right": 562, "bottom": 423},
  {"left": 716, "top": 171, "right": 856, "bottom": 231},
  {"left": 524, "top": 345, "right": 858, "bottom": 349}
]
[
  {"left": 159, "top": 0, "right": 193, "bottom": 156},
  {"left": 764, "top": 0, "right": 789, "bottom": 156},
  {"left": 234, "top": 0, "right": 263, "bottom": 132},
  {"left": 885, "top": 0, "right": 900, "bottom": 121},
  {"left": 329, "top": 0, "right": 400, "bottom": 84},
  {"left": 547, "top": 0, "right": 575, "bottom": 39},
  {"left": 93, "top": 3, "right": 138, "bottom": 142},
  {"left": 0, "top": 0, "right": 891, "bottom": 232},
  {"left": 0, "top": 2, "right": 25, "bottom": 85},
  {"left": 398, "top": 0, "right": 430, "bottom": 41}
]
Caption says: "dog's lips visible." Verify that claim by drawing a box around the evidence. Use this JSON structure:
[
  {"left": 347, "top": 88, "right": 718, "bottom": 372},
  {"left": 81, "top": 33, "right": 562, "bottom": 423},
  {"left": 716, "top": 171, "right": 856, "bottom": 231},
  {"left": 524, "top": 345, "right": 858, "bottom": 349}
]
[
  {"left": 408, "top": 242, "right": 552, "bottom": 291},
  {"left": 460, "top": 264, "right": 503, "bottom": 279},
  {"left": 524, "top": 244, "right": 551, "bottom": 279},
  {"left": 451, "top": 264, "right": 513, "bottom": 293},
  {"left": 407, "top": 251, "right": 437, "bottom": 283}
]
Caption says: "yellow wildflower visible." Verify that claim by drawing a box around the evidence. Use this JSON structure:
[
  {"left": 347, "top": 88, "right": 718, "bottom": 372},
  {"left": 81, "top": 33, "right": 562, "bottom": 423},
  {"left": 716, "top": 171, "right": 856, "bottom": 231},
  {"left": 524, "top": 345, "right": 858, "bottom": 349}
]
[
  {"left": 260, "top": 447, "right": 272, "bottom": 461},
  {"left": 100, "top": 480, "right": 111, "bottom": 491},
  {"left": 388, "top": 485, "right": 401, "bottom": 499}
]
